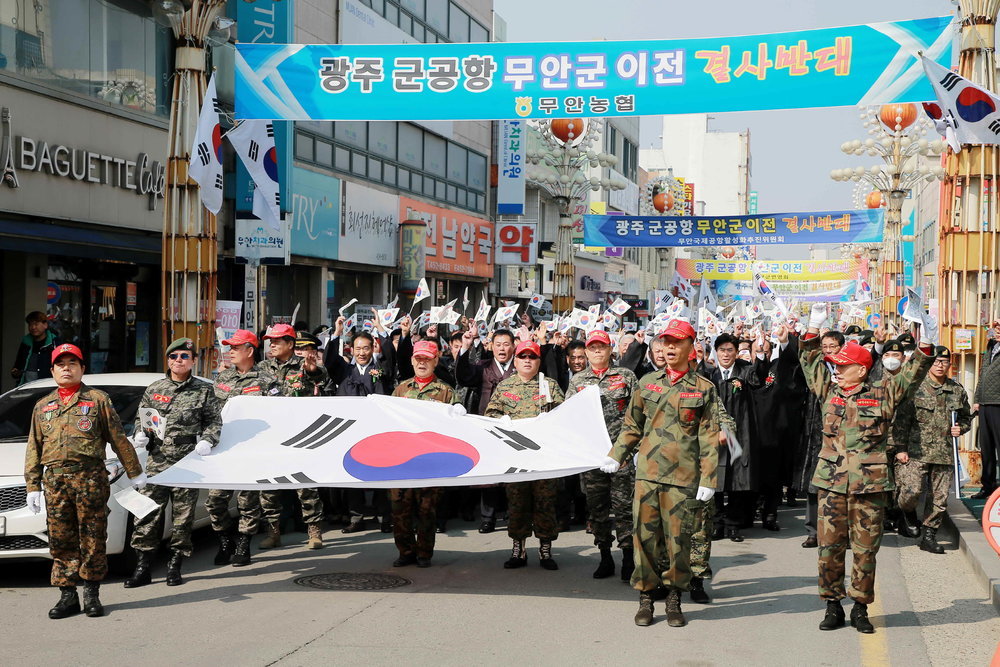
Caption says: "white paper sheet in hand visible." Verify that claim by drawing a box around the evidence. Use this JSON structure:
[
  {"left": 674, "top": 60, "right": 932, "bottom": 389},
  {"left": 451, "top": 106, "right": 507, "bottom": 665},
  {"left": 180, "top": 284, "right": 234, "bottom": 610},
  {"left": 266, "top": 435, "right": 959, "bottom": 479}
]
[{"left": 114, "top": 487, "right": 159, "bottom": 520}]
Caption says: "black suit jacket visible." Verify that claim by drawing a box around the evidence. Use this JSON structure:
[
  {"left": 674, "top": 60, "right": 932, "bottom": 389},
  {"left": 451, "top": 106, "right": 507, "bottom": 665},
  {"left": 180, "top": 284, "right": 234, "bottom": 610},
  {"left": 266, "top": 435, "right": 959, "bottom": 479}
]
[
  {"left": 325, "top": 333, "right": 398, "bottom": 396},
  {"left": 456, "top": 349, "right": 514, "bottom": 415}
]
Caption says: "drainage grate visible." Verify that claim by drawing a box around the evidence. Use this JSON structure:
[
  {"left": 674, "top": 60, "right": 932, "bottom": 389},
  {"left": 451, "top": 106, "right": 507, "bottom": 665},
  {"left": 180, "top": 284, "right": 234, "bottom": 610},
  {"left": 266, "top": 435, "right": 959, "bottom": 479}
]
[{"left": 294, "top": 572, "right": 411, "bottom": 591}]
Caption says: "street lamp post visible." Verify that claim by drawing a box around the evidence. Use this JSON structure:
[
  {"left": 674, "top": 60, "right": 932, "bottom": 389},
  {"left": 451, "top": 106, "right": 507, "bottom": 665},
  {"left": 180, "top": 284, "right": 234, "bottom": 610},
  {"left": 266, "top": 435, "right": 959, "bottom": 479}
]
[
  {"left": 526, "top": 119, "right": 625, "bottom": 313},
  {"left": 831, "top": 104, "right": 945, "bottom": 324}
]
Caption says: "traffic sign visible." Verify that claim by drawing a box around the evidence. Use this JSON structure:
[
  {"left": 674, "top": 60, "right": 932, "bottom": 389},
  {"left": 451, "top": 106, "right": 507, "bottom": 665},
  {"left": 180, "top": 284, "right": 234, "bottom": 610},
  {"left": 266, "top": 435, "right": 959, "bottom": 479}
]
[{"left": 897, "top": 296, "right": 908, "bottom": 317}]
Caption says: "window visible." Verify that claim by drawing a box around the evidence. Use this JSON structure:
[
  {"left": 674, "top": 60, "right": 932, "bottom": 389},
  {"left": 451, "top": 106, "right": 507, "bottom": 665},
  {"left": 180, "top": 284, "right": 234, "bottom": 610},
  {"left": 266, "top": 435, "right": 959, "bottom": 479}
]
[
  {"left": 335, "top": 121, "right": 368, "bottom": 150},
  {"left": 448, "top": 5, "right": 469, "bottom": 42},
  {"left": 400, "top": 0, "right": 424, "bottom": 19},
  {"left": 467, "top": 152, "right": 486, "bottom": 190},
  {"left": 447, "top": 143, "right": 467, "bottom": 184},
  {"left": 424, "top": 134, "right": 447, "bottom": 177},
  {"left": 295, "top": 134, "right": 314, "bottom": 161},
  {"left": 369, "top": 122, "right": 397, "bottom": 159},
  {"left": 425, "top": 0, "right": 448, "bottom": 33},
  {"left": 315, "top": 141, "right": 333, "bottom": 167},
  {"left": 470, "top": 20, "right": 489, "bottom": 43},
  {"left": 398, "top": 123, "right": 424, "bottom": 169}
]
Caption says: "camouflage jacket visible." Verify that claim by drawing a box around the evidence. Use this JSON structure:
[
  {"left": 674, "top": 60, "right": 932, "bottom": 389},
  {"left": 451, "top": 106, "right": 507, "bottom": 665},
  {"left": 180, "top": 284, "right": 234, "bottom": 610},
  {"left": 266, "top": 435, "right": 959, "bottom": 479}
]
[
  {"left": 799, "top": 336, "right": 934, "bottom": 494},
  {"left": 24, "top": 385, "right": 143, "bottom": 492},
  {"left": 892, "top": 375, "right": 972, "bottom": 465},
  {"left": 134, "top": 376, "right": 221, "bottom": 463},
  {"left": 610, "top": 369, "right": 720, "bottom": 490},
  {"left": 392, "top": 376, "right": 457, "bottom": 404},
  {"left": 567, "top": 365, "right": 640, "bottom": 442},
  {"left": 214, "top": 365, "right": 281, "bottom": 403},
  {"left": 259, "top": 355, "right": 329, "bottom": 397},
  {"left": 484, "top": 374, "right": 565, "bottom": 419}
]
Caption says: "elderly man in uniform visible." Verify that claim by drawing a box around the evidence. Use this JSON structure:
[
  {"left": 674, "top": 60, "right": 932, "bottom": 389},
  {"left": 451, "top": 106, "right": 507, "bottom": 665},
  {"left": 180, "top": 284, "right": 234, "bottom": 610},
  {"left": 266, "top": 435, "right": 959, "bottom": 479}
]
[
  {"left": 207, "top": 329, "right": 280, "bottom": 567},
  {"left": 485, "top": 340, "right": 565, "bottom": 569},
  {"left": 389, "top": 340, "right": 456, "bottom": 568},
  {"left": 893, "top": 346, "right": 972, "bottom": 554},
  {"left": 258, "top": 323, "right": 329, "bottom": 550},
  {"left": 568, "top": 329, "right": 640, "bottom": 580},
  {"left": 125, "top": 338, "right": 221, "bottom": 588},
  {"left": 602, "top": 319, "right": 719, "bottom": 627},
  {"left": 787, "top": 304, "right": 934, "bottom": 635},
  {"left": 24, "top": 343, "right": 146, "bottom": 619}
]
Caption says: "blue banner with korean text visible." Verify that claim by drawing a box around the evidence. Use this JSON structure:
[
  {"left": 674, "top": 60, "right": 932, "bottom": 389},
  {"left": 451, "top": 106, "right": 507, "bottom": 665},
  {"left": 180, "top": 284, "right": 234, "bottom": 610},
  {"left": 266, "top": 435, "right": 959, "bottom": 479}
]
[
  {"left": 235, "top": 16, "right": 953, "bottom": 121},
  {"left": 583, "top": 210, "right": 885, "bottom": 248}
]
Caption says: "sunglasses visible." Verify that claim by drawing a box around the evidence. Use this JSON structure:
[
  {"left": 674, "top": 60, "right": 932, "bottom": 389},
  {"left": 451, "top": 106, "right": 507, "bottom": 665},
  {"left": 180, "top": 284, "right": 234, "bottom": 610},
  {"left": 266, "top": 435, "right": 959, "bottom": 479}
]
[
  {"left": 168, "top": 353, "right": 192, "bottom": 360},
  {"left": 516, "top": 353, "right": 539, "bottom": 360}
]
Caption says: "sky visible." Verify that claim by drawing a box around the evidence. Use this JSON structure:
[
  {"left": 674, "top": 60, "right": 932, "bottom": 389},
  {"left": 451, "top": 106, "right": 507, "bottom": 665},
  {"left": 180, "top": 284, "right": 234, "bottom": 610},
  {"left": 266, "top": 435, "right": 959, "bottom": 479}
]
[{"left": 492, "top": 0, "right": 956, "bottom": 258}]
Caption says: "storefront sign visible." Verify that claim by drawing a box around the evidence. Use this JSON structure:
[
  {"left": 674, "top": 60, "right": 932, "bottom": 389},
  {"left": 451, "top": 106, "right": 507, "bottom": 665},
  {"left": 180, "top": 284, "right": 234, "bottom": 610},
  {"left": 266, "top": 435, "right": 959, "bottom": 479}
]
[
  {"left": 497, "top": 120, "right": 526, "bottom": 215},
  {"left": 236, "top": 217, "right": 290, "bottom": 265},
  {"left": 343, "top": 180, "right": 399, "bottom": 267},
  {"left": 683, "top": 181, "right": 695, "bottom": 215},
  {"left": 400, "top": 219, "right": 427, "bottom": 292},
  {"left": 954, "top": 328, "right": 974, "bottom": 351},
  {"left": 290, "top": 167, "right": 341, "bottom": 260},
  {"left": 495, "top": 221, "right": 537, "bottom": 265},
  {"left": 400, "top": 196, "right": 493, "bottom": 278},
  {"left": 236, "top": 16, "right": 952, "bottom": 121},
  {"left": 216, "top": 300, "right": 243, "bottom": 345}
]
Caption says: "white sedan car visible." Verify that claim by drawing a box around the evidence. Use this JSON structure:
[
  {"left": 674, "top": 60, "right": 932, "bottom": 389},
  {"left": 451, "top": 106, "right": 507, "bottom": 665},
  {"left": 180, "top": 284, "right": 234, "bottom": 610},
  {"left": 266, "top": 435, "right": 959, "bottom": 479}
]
[{"left": 0, "top": 373, "right": 230, "bottom": 573}]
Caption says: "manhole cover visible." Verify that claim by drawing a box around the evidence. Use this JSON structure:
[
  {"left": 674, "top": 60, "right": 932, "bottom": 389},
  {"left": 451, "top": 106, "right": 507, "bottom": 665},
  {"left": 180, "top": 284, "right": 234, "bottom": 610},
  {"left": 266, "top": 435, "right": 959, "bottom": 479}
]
[{"left": 294, "top": 572, "right": 411, "bottom": 591}]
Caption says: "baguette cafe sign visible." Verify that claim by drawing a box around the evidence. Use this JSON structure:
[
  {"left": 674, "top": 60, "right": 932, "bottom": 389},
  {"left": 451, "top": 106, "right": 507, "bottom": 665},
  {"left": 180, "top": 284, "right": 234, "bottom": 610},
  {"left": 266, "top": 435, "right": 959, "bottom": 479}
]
[{"left": 0, "top": 107, "right": 165, "bottom": 209}]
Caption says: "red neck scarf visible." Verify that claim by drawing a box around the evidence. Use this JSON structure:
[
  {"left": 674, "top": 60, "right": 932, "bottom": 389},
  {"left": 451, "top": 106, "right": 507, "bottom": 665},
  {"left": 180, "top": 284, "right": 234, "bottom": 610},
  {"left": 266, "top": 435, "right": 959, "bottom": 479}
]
[
  {"left": 666, "top": 367, "right": 688, "bottom": 385},
  {"left": 58, "top": 384, "right": 81, "bottom": 404},
  {"left": 592, "top": 366, "right": 610, "bottom": 377},
  {"left": 841, "top": 384, "right": 859, "bottom": 393},
  {"left": 415, "top": 375, "right": 435, "bottom": 388}
]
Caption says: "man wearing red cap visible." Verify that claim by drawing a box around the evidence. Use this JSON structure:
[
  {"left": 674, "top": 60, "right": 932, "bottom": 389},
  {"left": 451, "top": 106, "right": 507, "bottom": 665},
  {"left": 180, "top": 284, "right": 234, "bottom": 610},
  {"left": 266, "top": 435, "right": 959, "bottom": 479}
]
[
  {"left": 786, "top": 303, "right": 935, "bottom": 634},
  {"left": 389, "top": 340, "right": 456, "bottom": 568},
  {"left": 24, "top": 343, "right": 145, "bottom": 619},
  {"left": 603, "top": 319, "right": 720, "bottom": 628},
  {"left": 567, "top": 329, "right": 640, "bottom": 581},
  {"left": 206, "top": 329, "right": 280, "bottom": 566},
  {"left": 485, "top": 339, "right": 565, "bottom": 570}
]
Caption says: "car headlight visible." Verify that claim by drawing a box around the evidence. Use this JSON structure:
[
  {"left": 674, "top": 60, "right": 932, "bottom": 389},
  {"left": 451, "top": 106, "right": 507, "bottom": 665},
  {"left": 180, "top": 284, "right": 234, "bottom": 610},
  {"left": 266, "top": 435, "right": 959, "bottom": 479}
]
[{"left": 105, "top": 459, "right": 125, "bottom": 484}]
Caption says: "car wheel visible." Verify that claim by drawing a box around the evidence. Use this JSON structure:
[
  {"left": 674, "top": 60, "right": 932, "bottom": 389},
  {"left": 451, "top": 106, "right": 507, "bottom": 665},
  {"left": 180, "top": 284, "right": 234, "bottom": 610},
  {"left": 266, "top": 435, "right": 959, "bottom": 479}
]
[{"left": 108, "top": 515, "right": 137, "bottom": 576}]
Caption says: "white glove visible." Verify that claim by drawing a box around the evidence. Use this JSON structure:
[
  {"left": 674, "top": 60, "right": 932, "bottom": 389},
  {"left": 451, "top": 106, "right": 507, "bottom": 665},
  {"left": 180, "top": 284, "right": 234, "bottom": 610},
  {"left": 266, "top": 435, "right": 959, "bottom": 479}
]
[
  {"left": 195, "top": 440, "right": 213, "bottom": 456},
  {"left": 920, "top": 319, "right": 940, "bottom": 347},
  {"left": 449, "top": 404, "right": 468, "bottom": 418},
  {"left": 599, "top": 456, "right": 621, "bottom": 474},
  {"left": 130, "top": 472, "right": 148, "bottom": 490},
  {"left": 131, "top": 431, "right": 149, "bottom": 448},
  {"left": 695, "top": 486, "right": 715, "bottom": 502},
  {"left": 808, "top": 303, "right": 828, "bottom": 329},
  {"left": 26, "top": 491, "right": 43, "bottom": 514}
]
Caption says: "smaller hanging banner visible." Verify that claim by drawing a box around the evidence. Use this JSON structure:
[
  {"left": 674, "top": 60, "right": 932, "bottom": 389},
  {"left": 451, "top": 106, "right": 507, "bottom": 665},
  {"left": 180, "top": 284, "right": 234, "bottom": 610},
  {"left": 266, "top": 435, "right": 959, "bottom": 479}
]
[{"left": 497, "top": 120, "right": 526, "bottom": 215}]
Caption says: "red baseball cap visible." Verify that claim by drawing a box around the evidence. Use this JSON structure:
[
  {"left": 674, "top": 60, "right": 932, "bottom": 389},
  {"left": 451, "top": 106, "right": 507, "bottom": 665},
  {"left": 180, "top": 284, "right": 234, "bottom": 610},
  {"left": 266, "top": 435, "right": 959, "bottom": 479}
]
[
  {"left": 222, "top": 329, "right": 260, "bottom": 348},
  {"left": 825, "top": 341, "right": 873, "bottom": 370},
  {"left": 412, "top": 341, "right": 439, "bottom": 359},
  {"left": 264, "top": 323, "right": 297, "bottom": 340},
  {"left": 51, "top": 343, "right": 84, "bottom": 365},
  {"left": 659, "top": 319, "right": 696, "bottom": 341},
  {"left": 514, "top": 341, "right": 541, "bottom": 357},
  {"left": 586, "top": 330, "right": 612, "bottom": 346}
]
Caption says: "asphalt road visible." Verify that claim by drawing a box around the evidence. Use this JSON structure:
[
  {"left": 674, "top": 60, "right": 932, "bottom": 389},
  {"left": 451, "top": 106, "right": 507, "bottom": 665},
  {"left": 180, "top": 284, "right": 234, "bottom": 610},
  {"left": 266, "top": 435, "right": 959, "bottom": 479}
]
[{"left": 2, "top": 504, "right": 997, "bottom": 666}]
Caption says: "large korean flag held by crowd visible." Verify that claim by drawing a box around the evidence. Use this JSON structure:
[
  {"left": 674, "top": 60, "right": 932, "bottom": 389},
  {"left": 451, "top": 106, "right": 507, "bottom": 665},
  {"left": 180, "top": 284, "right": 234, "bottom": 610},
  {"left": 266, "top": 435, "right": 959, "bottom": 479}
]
[{"left": 150, "top": 387, "right": 611, "bottom": 490}]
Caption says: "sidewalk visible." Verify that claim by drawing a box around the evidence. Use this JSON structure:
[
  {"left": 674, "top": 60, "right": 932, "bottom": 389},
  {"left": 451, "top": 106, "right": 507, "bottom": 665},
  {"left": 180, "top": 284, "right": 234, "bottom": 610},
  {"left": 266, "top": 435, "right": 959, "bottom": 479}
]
[{"left": 945, "top": 490, "right": 1000, "bottom": 613}]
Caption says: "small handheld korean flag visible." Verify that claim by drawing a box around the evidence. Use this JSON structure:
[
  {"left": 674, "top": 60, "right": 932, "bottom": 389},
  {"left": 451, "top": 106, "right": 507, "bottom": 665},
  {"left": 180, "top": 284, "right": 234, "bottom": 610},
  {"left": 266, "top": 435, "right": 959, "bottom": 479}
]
[
  {"left": 494, "top": 304, "right": 518, "bottom": 325},
  {"left": 413, "top": 278, "right": 431, "bottom": 304},
  {"left": 343, "top": 313, "right": 358, "bottom": 332},
  {"left": 462, "top": 287, "right": 470, "bottom": 314},
  {"left": 189, "top": 73, "right": 223, "bottom": 214},
  {"left": 528, "top": 293, "right": 545, "bottom": 309},
  {"left": 609, "top": 297, "right": 631, "bottom": 317},
  {"left": 601, "top": 311, "right": 617, "bottom": 330},
  {"left": 922, "top": 56, "right": 1000, "bottom": 153},
  {"left": 227, "top": 120, "right": 282, "bottom": 231},
  {"left": 474, "top": 298, "right": 491, "bottom": 323},
  {"left": 588, "top": 303, "right": 602, "bottom": 318},
  {"left": 376, "top": 307, "right": 399, "bottom": 328}
]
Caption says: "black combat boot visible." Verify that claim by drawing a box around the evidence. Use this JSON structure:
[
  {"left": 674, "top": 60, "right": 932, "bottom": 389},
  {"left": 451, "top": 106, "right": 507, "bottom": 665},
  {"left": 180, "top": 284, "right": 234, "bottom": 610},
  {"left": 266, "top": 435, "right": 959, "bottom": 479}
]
[
  {"left": 665, "top": 588, "right": 687, "bottom": 627},
  {"left": 634, "top": 591, "right": 654, "bottom": 626},
  {"left": 538, "top": 540, "right": 558, "bottom": 570},
  {"left": 898, "top": 510, "right": 921, "bottom": 538},
  {"left": 919, "top": 526, "right": 945, "bottom": 554},
  {"left": 819, "top": 599, "right": 845, "bottom": 630},
  {"left": 850, "top": 602, "right": 875, "bottom": 633},
  {"left": 123, "top": 550, "right": 153, "bottom": 588},
  {"left": 689, "top": 577, "right": 711, "bottom": 604},
  {"left": 82, "top": 581, "right": 104, "bottom": 617},
  {"left": 165, "top": 550, "right": 184, "bottom": 586},
  {"left": 393, "top": 553, "right": 417, "bottom": 567},
  {"left": 48, "top": 586, "right": 80, "bottom": 619},
  {"left": 503, "top": 539, "right": 527, "bottom": 569},
  {"left": 620, "top": 547, "right": 635, "bottom": 582},
  {"left": 230, "top": 533, "right": 252, "bottom": 567},
  {"left": 592, "top": 542, "right": 615, "bottom": 579},
  {"left": 213, "top": 530, "right": 235, "bottom": 565}
]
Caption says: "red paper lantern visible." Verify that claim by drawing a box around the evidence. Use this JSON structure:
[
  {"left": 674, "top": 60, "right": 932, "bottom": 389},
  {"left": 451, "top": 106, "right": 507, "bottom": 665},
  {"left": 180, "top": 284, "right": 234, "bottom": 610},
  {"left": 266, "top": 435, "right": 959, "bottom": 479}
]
[
  {"left": 551, "top": 119, "right": 584, "bottom": 143},
  {"left": 866, "top": 190, "right": 885, "bottom": 209},
  {"left": 879, "top": 103, "right": 917, "bottom": 131},
  {"left": 652, "top": 191, "right": 674, "bottom": 213}
]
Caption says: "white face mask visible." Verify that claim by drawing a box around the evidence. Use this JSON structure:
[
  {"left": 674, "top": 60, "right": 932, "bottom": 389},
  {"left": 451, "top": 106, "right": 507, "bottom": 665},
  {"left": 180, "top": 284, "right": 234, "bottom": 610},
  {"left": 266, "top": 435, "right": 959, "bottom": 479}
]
[{"left": 881, "top": 356, "right": 902, "bottom": 372}]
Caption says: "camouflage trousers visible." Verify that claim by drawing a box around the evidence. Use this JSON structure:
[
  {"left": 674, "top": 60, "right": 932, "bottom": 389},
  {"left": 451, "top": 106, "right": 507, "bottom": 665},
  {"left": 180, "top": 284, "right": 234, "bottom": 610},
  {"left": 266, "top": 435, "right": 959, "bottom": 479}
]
[
  {"left": 582, "top": 460, "right": 635, "bottom": 549},
  {"left": 896, "top": 460, "right": 952, "bottom": 530},
  {"left": 206, "top": 489, "right": 261, "bottom": 535},
  {"left": 260, "top": 488, "right": 324, "bottom": 524},
  {"left": 506, "top": 479, "right": 558, "bottom": 541},
  {"left": 630, "top": 480, "right": 698, "bottom": 592},
  {"left": 42, "top": 467, "right": 110, "bottom": 586},
  {"left": 130, "top": 483, "right": 200, "bottom": 556},
  {"left": 817, "top": 489, "right": 887, "bottom": 605},
  {"left": 689, "top": 497, "right": 715, "bottom": 579},
  {"left": 389, "top": 487, "right": 442, "bottom": 558}
]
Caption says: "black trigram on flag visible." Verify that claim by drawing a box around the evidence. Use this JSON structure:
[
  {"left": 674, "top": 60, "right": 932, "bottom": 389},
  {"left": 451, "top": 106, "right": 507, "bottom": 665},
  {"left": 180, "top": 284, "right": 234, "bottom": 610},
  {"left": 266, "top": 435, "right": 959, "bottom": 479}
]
[
  {"left": 273, "top": 191, "right": 281, "bottom": 206},
  {"left": 487, "top": 427, "right": 540, "bottom": 451},
  {"left": 281, "top": 415, "right": 356, "bottom": 449},
  {"left": 989, "top": 119, "right": 1000, "bottom": 135},
  {"left": 211, "top": 98, "right": 223, "bottom": 114},
  {"left": 503, "top": 467, "right": 532, "bottom": 474},
  {"left": 940, "top": 72, "right": 961, "bottom": 92},
  {"left": 255, "top": 471, "right": 317, "bottom": 484},
  {"left": 248, "top": 140, "right": 259, "bottom": 162},
  {"left": 265, "top": 123, "right": 274, "bottom": 138},
  {"left": 214, "top": 174, "right": 223, "bottom": 190},
  {"left": 197, "top": 142, "right": 211, "bottom": 166}
]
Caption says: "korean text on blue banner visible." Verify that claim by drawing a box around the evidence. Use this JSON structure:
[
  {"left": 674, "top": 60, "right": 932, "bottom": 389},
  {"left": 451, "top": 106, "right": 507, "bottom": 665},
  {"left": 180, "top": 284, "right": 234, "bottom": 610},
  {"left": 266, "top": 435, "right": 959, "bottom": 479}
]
[{"left": 498, "top": 120, "right": 526, "bottom": 215}]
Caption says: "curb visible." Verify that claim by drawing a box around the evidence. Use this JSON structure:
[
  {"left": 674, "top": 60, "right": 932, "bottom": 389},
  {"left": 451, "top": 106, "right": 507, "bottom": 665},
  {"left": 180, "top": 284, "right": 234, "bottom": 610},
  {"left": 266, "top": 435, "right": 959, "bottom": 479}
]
[{"left": 945, "top": 495, "right": 1000, "bottom": 614}]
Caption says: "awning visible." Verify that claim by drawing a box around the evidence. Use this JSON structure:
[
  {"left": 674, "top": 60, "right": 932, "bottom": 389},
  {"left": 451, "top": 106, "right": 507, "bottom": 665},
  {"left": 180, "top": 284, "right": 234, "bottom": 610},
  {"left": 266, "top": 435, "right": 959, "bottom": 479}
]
[{"left": 0, "top": 218, "right": 161, "bottom": 264}]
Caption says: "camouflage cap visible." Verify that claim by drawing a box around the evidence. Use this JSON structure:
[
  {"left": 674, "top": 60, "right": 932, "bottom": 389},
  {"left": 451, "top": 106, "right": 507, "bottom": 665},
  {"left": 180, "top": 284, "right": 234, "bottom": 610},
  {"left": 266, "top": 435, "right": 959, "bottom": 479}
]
[{"left": 165, "top": 337, "right": 196, "bottom": 356}]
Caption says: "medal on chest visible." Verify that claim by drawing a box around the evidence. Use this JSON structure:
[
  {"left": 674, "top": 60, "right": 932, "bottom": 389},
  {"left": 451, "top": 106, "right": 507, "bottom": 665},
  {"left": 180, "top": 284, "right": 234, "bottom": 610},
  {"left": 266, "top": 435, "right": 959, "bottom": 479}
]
[{"left": 77, "top": 417, "right": 93, "bottom": 432}]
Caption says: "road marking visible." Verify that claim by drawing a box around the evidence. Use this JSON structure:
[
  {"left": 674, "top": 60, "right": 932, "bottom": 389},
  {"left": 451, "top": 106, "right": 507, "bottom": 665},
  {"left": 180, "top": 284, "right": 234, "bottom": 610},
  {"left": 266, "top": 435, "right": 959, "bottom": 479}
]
[{"left": 860, "top": 577, "right": 890, "bottom": 667}]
